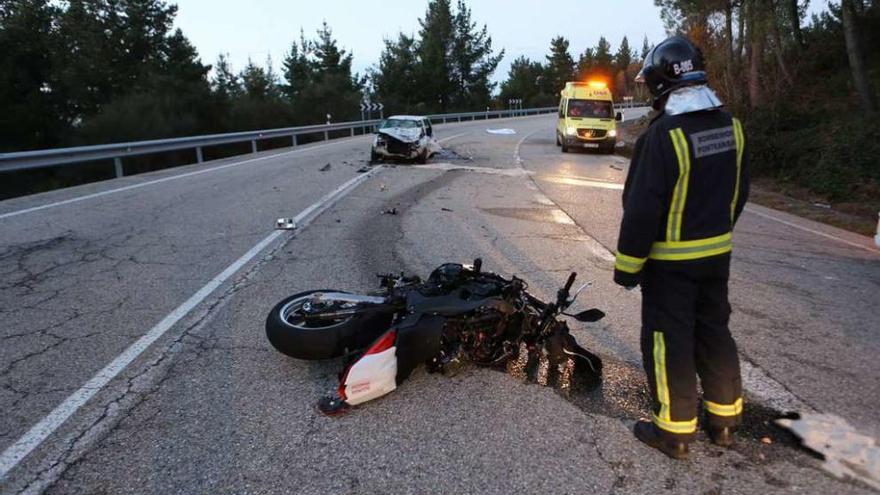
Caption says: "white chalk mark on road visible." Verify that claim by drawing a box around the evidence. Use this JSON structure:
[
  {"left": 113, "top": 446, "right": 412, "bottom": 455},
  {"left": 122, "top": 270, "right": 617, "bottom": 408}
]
[{"left": 0, "top": 167, "right": 383, "bottom": 481}]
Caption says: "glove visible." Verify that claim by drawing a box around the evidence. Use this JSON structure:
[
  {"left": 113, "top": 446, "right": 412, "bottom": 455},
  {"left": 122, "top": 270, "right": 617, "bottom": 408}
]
[{"left": 613, "top": 269, "right": 640, "bottom": 290}]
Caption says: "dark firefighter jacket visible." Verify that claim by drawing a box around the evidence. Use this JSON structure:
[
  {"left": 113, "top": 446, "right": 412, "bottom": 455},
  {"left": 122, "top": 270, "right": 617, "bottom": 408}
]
[{"left": 614, "top": 108, "right": 749, "bottom": 287}]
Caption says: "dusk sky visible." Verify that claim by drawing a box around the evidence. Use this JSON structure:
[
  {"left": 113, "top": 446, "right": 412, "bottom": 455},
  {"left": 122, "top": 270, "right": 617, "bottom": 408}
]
[{"left": 173, "top": 0, "right": 832, "bottom": 84}]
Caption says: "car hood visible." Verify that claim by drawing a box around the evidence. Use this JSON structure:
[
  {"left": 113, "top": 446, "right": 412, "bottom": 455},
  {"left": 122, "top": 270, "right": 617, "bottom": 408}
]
[{"left": 378, "top": 127, "right": 423, "bottom": 143}]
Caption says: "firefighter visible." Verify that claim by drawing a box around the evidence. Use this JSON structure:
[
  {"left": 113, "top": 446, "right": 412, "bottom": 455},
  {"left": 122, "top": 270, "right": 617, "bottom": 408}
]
[{"left": 614, "top": 36, "right": 749, "bottom": 460}]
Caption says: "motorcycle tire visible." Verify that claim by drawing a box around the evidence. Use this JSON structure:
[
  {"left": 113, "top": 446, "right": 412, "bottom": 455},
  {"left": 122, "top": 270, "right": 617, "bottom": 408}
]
[{"left": 266, "top": 290, "right": 390, "bottom": 360}]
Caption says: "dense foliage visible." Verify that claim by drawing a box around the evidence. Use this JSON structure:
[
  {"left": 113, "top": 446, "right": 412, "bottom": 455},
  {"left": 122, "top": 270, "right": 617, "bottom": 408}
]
[{"left": 656, "top": 0, "right": 879, "bottom": 204}]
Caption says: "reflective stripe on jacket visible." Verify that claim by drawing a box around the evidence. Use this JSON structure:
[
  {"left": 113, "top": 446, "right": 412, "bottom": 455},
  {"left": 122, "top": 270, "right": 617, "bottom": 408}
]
[{"left": 614, "top": 109, "right": 749, "bottom": 285}]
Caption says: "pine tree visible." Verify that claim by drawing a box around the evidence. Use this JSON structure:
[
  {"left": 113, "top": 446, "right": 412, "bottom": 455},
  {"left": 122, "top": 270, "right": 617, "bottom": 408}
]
[
  {"left": 543, "top": 36, "right": 575, "bottom": 96},
  {"left": 641, "top": 35, "right": 651, "bottom": 62},
  {"left": 213, "top": 53, "right": 241, "bottom": 100},
  {"left": 577, "top": 47, "right": 595, "bottom": 79},
  {"left": 449, "top": 0, "right": 504, "bottom": 109},
  {"left": 416, "top": 0, "right": 455, "bottom": 111},
  {"left": 614, "top": 36, "right": 634, "bottom": 73},
  {"left": 498, "top": 56, "right": 551, "bottom": 107},
  {"left": 241, "top": 59, "right": 275, "bottom": 99},
  {"left": 0, "top": 0, "right": 61, "bottom": 150},
  {"left": 372, "top": 33, "right": 419, "bottom": 113}
]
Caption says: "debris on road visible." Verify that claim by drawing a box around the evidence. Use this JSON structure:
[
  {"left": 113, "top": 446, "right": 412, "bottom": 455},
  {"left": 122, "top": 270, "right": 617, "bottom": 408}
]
[
  {"left": 356, "top": 166, "right": 371, "bottom": 173},
  {"left": 441, "top": 207, "right": 454, "bottom": 212},
  {"left": 381, "top": 208, "right": 398, "bottom": 215},
  {"left": 775, "top": 413, "right": 880, "bottom": 490},
  {"left": 609, "top": 164, "right": 623, "bottom": 171},
  {"left": 379, "top": 183, "right": 387, "bottom": 191},
  {"left": 275, "top": 218, "right": 296, "bottom": 230},
  {"left": 486, "top": 128, "right": 516, "bottom": 135},
  {"left": 319, "top": 163, "right": 331, "bottom": 172},
  {"left": 812, "top": 202, "right": 831, "bottom": 209},
  {"left": 760, "top": 436, "right": 773, "bottom": 445}
]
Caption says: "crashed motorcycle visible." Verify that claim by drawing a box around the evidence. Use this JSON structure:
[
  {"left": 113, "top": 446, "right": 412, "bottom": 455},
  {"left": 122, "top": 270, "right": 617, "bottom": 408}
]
[{"left": 265, "top": 260, "right": 605, "bottom": 415}]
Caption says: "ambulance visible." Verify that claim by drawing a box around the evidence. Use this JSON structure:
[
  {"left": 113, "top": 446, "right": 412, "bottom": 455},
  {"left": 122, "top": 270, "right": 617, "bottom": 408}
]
[{"left": 556, "top": 81, "right": 622, "bottom": 153}]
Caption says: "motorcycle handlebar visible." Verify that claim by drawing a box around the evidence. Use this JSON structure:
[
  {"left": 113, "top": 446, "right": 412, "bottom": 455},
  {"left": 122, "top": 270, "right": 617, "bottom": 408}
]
[{"left": 563, "top": 272, "right": 577, "bottom": 293}]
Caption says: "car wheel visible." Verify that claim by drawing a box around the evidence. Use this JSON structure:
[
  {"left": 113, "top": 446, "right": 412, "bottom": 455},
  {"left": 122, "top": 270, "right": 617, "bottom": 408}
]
[{"left": 556, "top": 133, "right": 561, "bottom": 146}]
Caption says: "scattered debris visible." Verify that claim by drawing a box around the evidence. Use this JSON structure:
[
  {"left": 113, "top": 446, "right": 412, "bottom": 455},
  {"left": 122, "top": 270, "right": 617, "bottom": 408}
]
[
  {"left": 609, "top": 164, "right": 623, "bottom": 171},
  {"left": 382, "top": 208, "right": 398, "bottom": 215},
  {"left": 379, "top": 183, "right": 387, "bottom": 191},
  {"left": 319, "top": 163, "right": 331, "bottom": 172},
  {"left": 812, "top": 202, "right": 831, "bottom": 209},
  {"left": 335, "top": 219, "right": 341, "bottom": 223},
  {"left": 275, "top": 218, "right": 296, "bottom": 230},
  {"left": 776, "top": 413, "right": 880, "bottom": 490},
  {"left": 486, "top": 128, "right": 517, "bottom": 135},
  {"left": 441, "top": 207, "right": 454, "bottom": 212},
  {"left": 761, "top": 436, "right": 773, "bottom": 445},
  {"left": 356, "top": 166, "right": 371, "bottom": 173}
]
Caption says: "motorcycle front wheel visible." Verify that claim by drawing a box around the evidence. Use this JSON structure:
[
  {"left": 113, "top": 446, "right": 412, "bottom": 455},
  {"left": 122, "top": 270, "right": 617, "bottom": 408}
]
[{"left": 266, "top": 290, "right": 390, "bottom": 360}]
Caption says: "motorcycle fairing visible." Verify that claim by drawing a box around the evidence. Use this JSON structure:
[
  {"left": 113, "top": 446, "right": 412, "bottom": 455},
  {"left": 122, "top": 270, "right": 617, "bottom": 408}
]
[
  {"left": 337, "top": 313, "right": 444, "bottom": 407},
  {"left": 339, "top": 330, "right": 398, "bottom": 405}
]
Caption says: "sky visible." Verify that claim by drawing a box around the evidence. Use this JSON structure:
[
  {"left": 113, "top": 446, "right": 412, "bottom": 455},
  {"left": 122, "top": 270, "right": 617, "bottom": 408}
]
[{"left": 173, "top": 0, "right": 832, "bottom": 85}]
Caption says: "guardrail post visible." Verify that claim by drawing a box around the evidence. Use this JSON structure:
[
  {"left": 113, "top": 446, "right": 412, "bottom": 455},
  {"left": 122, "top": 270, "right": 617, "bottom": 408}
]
[
  {"left": 350, "top": 127, "right": 355, "bottom": 137},
  {"left": 292, "top": 134, "right": 298, "bottom": 146},
  {"left": 324, "top": 130, "right": 329, "bottom": 141},
  {"left": 196, "top": 147, "right": 203, "bottom": 163},
  {"left": 114, "top": 157, "right": 123, "bottom": 178},
  {"left": 251, "top": 140, "right": 257, "bottom": 153}
]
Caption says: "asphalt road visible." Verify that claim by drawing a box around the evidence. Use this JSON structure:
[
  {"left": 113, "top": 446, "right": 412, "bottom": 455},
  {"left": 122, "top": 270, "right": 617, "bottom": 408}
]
[{"left": 1, "top": 113, "right": 878, "bottom": 494}]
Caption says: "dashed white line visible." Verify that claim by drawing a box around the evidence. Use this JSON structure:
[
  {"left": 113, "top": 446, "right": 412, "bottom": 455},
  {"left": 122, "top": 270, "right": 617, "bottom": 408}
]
[{"left": 0, "top": 167, "right": 383, "bottom": 480}]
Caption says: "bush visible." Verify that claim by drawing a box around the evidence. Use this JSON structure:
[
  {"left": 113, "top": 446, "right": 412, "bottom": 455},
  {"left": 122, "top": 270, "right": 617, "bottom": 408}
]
[{"left": 747, "top": 108, "right": 880, "bottom": 202}]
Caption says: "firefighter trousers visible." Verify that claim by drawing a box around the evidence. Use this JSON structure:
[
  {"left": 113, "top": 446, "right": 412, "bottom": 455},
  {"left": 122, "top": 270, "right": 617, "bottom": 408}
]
[{"left": 640, "top": 253, "right": 743, "bottom": 442}]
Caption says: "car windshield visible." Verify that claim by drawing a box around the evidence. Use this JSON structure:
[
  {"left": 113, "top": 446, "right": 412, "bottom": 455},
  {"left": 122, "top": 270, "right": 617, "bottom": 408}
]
[
  {"left": 379, "top": 119, "right": 421, "bottom": 129},
  {"left": 567, "top": 99, "right": 613, "bottom": 118}
]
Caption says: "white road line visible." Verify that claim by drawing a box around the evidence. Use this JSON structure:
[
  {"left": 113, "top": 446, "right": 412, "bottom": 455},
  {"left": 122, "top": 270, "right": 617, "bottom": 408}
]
[
  {"left": 0, "top": 167, "right": 382, "bottom": 480},
  {"left": 744, "top": 206, "right": 878, "bottom": 253},
  {"left": 539, "top": 175, "right": 624, "bottom": 190},
  {"left": 0, "top": 139, "right": 366, "bottom": 221}
]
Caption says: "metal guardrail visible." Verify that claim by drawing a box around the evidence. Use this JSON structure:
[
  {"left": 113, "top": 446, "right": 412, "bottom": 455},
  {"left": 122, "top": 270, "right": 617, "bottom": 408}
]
[{"left": 0, "top": 104, "right": 646, "bottom": 177}]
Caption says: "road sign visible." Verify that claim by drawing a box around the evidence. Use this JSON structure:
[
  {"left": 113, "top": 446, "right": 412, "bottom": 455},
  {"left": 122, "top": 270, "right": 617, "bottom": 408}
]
[{"left": 360, "top": 102, "right": 368, "bottom": 111}]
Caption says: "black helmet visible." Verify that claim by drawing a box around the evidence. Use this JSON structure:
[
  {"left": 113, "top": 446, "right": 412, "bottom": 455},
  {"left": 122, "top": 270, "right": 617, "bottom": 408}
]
[{"left": 636, "top": 36, "right": 707, "bottom": 108}]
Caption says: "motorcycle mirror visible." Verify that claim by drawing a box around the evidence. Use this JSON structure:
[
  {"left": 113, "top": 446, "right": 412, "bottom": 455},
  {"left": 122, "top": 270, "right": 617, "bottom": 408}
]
[{"left": 572, "top": 309, "right": 605, "bottom": 322}]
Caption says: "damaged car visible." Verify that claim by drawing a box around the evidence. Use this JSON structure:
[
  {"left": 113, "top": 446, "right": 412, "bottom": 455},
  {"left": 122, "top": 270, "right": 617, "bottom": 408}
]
[{"left": 371, "top": 115, "right": 440, "bottom": 164}]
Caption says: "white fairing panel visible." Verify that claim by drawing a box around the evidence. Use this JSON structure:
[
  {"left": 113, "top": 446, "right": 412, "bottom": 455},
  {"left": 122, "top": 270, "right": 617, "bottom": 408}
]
[{"left": 342, "top": 347, "right": 398, "bottom": 405}]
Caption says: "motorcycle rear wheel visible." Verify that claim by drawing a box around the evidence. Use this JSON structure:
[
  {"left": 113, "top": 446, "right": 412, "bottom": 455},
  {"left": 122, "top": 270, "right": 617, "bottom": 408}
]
[{"left": 266, "top": 290, "right": 387, "bottom": 360}]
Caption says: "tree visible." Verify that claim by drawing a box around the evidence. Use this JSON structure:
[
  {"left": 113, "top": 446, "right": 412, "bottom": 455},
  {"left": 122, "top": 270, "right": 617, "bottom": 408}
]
[
  {"left": 213, "top": 53, "right": 241, "bottom": 100},
  {"left": 449, "top": 0, "right": 504, "bottom": 109},
  {"left": 241, "top": 59, "right": 275, "bottom": 99},
  {"left": 0, "top": 0, "right": 62, "bottom": 151},
  {"left": 415, "top": 0, "right": 455, "bottom": 111},
  {"left": 498, "top": 56, "right": 551, "bottom": 107},
  {"left": 614, "top": 36, "right": 636, "bottom": 97},
  {"left": 614, "top": 36, "right": 634, "bottom": 73},
  {"left": 840, "top": 0, "right": 876, "bottom": 112},
  {"left": 281, "top": 31, "right": 311, "bottom": 101},
  {"left": 641, "top": 35, "right": 652, "bottom": 61},
  {"left": 372, "top": 33, "right": 419, "bottom": 113},
  {"left": 543, "top": 36, "right": 575, "bottom": 96},
  {"left": 577, "top": 47, "right": 595, "bottom": 79}
]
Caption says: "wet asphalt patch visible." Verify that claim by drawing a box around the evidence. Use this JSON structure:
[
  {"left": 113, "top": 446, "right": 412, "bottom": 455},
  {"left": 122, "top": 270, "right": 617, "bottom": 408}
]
[{"left": 559, "top": 355, "right": 810, "bottom": 466}]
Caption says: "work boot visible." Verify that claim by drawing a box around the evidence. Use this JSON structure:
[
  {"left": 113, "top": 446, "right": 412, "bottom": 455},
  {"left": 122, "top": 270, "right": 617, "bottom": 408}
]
[
  {"left": 706, "top": 426, "right": 736, "bottom": 448},
  {"left": 633, "top": 420, "right": 689, "bottom": 460}
]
